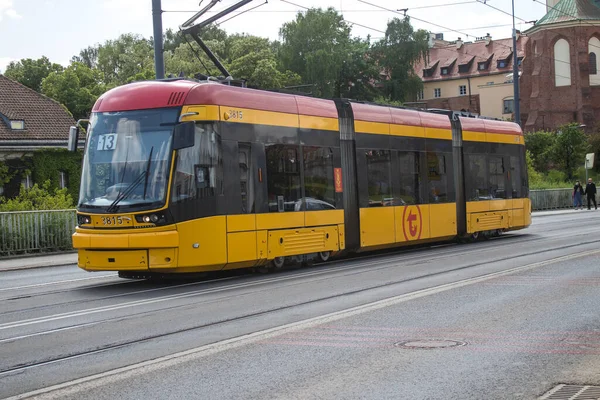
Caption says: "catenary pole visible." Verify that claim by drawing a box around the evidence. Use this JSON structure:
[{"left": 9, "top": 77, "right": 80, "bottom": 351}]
[
  {"left": 512, "top": 0, "right": 521, "bottom": 126},
  {"left": 152, "top": 0, "right": 165, "bottom": 79}
]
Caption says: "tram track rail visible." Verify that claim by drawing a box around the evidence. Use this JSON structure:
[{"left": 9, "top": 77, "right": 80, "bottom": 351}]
[
  {"left": 1, "top": 235, "right": 599, "bottom": 378},
  {"left": 0, "top": 226, "right": 595, "bottom": 319}
]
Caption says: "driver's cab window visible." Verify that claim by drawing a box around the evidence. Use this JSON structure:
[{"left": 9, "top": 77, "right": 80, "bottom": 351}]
[{"left": 172, "top": 123, "right": 223, "bottom": 202}]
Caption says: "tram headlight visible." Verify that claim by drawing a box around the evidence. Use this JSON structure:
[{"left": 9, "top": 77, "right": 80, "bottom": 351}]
[
  {"left": 135, "top": 213, "right": 165, "bottom": 225},
  {"left": 78, "top": 215, "right": 91, "bottom": 225}
]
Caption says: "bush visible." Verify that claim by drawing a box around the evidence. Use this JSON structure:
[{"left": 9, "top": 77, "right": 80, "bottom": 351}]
[{"left": 0, "top": 180, "right": 74, "bottom": 212}]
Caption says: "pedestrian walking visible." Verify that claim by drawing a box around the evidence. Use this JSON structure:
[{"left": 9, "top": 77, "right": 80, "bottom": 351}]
[
  {"left": 585, "top": 178, "right": 597, "bottom": 210},
  {"left": 573, "top": 180, "right": 584, "bottom": 209}
]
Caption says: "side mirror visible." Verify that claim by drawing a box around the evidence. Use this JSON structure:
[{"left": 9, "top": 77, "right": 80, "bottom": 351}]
[
  {"left": 173, "top": 121, "right": 195, "bottom": 150},
  {"left": 68, "top": 126, "right": 78, "bottom": 152}
]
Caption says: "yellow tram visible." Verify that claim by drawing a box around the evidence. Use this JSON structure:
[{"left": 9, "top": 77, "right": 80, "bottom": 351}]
[{"left": 70, "top": 79, "right": 530, "bottom": 277}]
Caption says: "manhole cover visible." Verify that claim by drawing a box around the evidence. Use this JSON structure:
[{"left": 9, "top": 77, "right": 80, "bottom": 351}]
[
  {"left": 539, "top": 384, "right": 600, "bottom": 399},
  {"left": 394, "top": 339, "right": 466, "bottom": 349}
]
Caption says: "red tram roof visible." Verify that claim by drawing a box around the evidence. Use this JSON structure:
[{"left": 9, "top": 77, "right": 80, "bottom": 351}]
[
  {"left": 93, "top": 80, "right": 339, "bottom": 119},
  {"left": 459, "top": 116, "right": 522, "bottom": 135}
]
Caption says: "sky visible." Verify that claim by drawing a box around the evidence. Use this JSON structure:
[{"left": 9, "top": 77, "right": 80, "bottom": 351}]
[{"left": 0, "top": 0, "right": 548, "bottom": 73}]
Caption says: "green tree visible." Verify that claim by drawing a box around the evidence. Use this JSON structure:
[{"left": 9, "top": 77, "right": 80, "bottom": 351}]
[
  {"left": 551, "top": 123, "right": 589, "bottom": 180},
  {"left": 3, "top": 56, "right": 64, "bottom": 92},
  {"left": 95, "top": 34, "right": 154, "bottom": 85},
  {"left": 42, "top": 62, "right": 105, "bottom": 120},
  {"left": 71, "top": 46, "right": 99, "bottom": 69},
  {"left": 279, "top": 8, "right": 353, "bottom": 98},
  {"left": 337, "top": 37, "right": 380, "bottom": 100},
  {"left": 524, "top": 130, "right": 556, "bottom": 172},
  {"left": 0, "top": 180, "right": 74, "bottom": 211},
  {"left": 373, "top": 17, "right": 428, "bottom": 102},
  {"left": 226, "top": 34, "right": 301, "bottom": 89}
]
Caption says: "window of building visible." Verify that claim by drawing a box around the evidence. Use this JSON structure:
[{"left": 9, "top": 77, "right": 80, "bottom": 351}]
[
  {"left": 503, "top": 98, "right": 514, "bottom": 114},
  {"left": 434, "top": 88, "right": 441, "bottom": 98},
  {"left": 554, "top": 38, "right": 571, "bottom": 87},
  {"left": 459, "top": 85, "right": 467, "bottom": 96},
  {"left": 266, "top": 144, "right": 301, "bottom": 212},
  {"left": 465, "top": 154, "right": 488, "bottom": 201},
  {"left": 478, "top": 62, "right": 488, "bottom": 71},
  {"left": 58, "top": 171, "right": 67, "bottom": 189},
  {"left": 172, "top": 123, "right": 223, "bottom": 202},
  {"left": 423, "top": 69, "right": 433, "bottom": 77},
  {"left": 590, "top": 52, "right": 598, "bottom": 75},
  {"left": 427, "top": 152, "right": 450, "bottom": 203},
  {"left": 441, "top": 67, "right": 449, "bottom": 75},
  {"left": 397, "top": 151, "right": 421, "bottom": 205},
  {"left": 417, "top": 89, "right": 424, "bottom": 100},
  {"left": 303, "top": 146, "right": 336, "bottom": 211},
  {"left": 366, "top": 150, "right": 392, "bottom": 207},
  {"left": 10, "top": 120, "right": 25, "bottom": 130},
  {"left": 458, "top": 64, "right": 470, "bottom": 73},
  {"left": 488, "top": 156, "right": 506, "bottom": 199},
  {"left": 517, "top": 57, "right": 523, "bottom": 66},
  {"left": 497, "top": 60, "right": 507, "bottom": 68}
]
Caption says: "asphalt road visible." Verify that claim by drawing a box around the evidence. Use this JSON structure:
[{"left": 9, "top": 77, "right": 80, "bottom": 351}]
[{"left": 2, "top": 210, "right": 600, "bottom": 399}]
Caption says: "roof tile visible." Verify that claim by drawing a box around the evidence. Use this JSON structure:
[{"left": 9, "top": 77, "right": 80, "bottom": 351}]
[{"left": 0, "top": 74, "right": 75, "bottom": 142}]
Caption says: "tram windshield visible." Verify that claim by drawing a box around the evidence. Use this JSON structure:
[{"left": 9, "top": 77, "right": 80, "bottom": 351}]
[{"left": 78, "top": 108, "right": 179, "bottom": 212}]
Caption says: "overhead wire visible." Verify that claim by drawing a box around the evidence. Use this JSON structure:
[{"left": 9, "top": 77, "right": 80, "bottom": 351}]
[{"left": 280, "top": 0, "right": 386, "bottom": 34}]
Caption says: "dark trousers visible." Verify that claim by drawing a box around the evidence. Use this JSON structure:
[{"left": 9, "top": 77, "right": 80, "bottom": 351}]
[{"left": 588, "top": 195, "right": 597, "bottom": 209}]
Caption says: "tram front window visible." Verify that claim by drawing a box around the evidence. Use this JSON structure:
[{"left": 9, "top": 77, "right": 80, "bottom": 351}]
[{"left": 78, "top": 108, "right": 178, "bottom": 212}]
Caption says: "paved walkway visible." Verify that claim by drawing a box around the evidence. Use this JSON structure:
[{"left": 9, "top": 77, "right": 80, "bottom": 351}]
[
  {"left": 0, "top": 208, "right": 582, "bottom": 272},
  {"left": 0, "top": 252, "right": 77, "bottom": 272}
]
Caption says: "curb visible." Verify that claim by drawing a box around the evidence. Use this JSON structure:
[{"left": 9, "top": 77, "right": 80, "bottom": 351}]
[{"left": 0, "top": 261, "right": 78, "bottom": 273}]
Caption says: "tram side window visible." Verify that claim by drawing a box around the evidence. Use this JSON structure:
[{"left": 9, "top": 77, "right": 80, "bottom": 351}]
[
  {"left": 489, "top": 156, "right": 506, "bottom": 199},
  {"left": 397, "top": 151, "right": 421, "bottom": 205},
  {"left": 303, "top": 147, "right": 336, "bottom": 210},
  {"left": 510, "top": 155, "right": 522, "bottom": 198},
  {"left": 465, "top": 154, "right": 489, "bottom": 201},
  {"left": 366, "top": 150, "right": 392, "bottom": 207},
  {"left": 239, "top": 144, "right": 254, "bottom": 213},
  {"left": 427, "top": 152, "right": 449, "bottom": 203},
  {"left": 172, "top": 123, "right": 223, "bottom": 202},
  {"left": 266, "top": 144, "right": 301, "bottom": 212}
]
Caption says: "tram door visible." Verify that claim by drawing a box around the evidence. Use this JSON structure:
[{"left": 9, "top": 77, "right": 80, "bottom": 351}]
[{"left": 239, "top": 143, "right": 254, "bottom": 213}]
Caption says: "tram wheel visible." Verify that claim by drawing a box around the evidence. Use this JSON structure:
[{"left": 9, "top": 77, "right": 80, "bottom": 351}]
[
  {"left": 471, "top": 231, "right": 480, "bottom": 241},
  {"left": 271, "top": 256, "right": 285, "bottom": 270},
  {"left": 317, "top": 251, "right": 331, "bottom": 263}
]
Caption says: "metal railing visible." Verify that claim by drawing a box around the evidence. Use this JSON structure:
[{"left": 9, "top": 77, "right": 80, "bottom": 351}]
[
  {"left": 0, "top": 191, "right": 578, "bottom": 256},
  {"left": 529, "top": 189, "right": 572, "bottom": 211},
  {"left": 0, "top": 209, "right": 77, "bottom": 257}
]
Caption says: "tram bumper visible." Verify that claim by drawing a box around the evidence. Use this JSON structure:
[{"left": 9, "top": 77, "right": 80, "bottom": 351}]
[{"left": 73, "top": 230, "right": 179, "bottom": 271}]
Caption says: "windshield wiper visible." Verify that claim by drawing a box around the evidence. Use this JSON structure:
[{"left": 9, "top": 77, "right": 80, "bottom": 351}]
[
  {"left": 106, "top": 147, "right": 155, "bottom": 213},
  {"left": 106, "top": 171, "right": 146, "bottom": 213},
  {"left": 143, "top": 146, "right": 154, "bottom": 200}
]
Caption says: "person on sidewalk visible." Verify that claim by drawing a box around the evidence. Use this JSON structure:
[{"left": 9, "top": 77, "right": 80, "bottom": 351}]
[
  {"left": 585, "top": 178, "right": 597, "bottom": 210},
  {"left": 573, "top": 180, "right": 584, "bottom": 209}
]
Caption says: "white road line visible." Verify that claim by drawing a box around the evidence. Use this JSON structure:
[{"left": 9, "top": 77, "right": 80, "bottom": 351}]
[
  {"left": 0, "top": 233, "right": 592, "bottom": 332},
  {"left": 7, "top": 249, "right": 600, "bottom": 400},
  {"left": 0, "top": 275, "right": 118, "bottom": 292}
]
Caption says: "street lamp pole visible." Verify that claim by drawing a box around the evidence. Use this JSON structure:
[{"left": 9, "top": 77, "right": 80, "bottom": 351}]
[{"left": 512, "top": 0, "right": 521, "bottom": 126}]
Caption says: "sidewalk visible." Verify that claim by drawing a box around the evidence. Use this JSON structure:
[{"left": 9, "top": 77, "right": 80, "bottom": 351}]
[
  {"left": 0, "top": 208, "right": 584, "bottom": 272},
  {"left": 0, "top": 252, "right": 77, "bottom": 272}
]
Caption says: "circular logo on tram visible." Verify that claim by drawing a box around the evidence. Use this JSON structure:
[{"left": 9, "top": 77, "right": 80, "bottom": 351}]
[{"left": 402, "top": 205, "right": 423, "bottom": 241}]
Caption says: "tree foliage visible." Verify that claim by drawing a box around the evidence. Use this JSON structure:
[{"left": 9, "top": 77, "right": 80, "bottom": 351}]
[
  {"left": 0, "top": 180, "right": 74, "bottom": 212},
  {"left": 4, "top": 57, "right": 63, "bottom": 92},
  {"left": 41, "top": 62, "right": 105, "bottom": 120},
  {"left": 524, "top": 130, "right": 556, "bottom": 172},
  {"left": 373, "top": 17, "right": 428, "bottom": 102},
  {"left": 279, "top": 8, "right": 354, "bottom": 98},
  {"left": 551, "top": 123, "right": 589, "bottom": 180}
]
